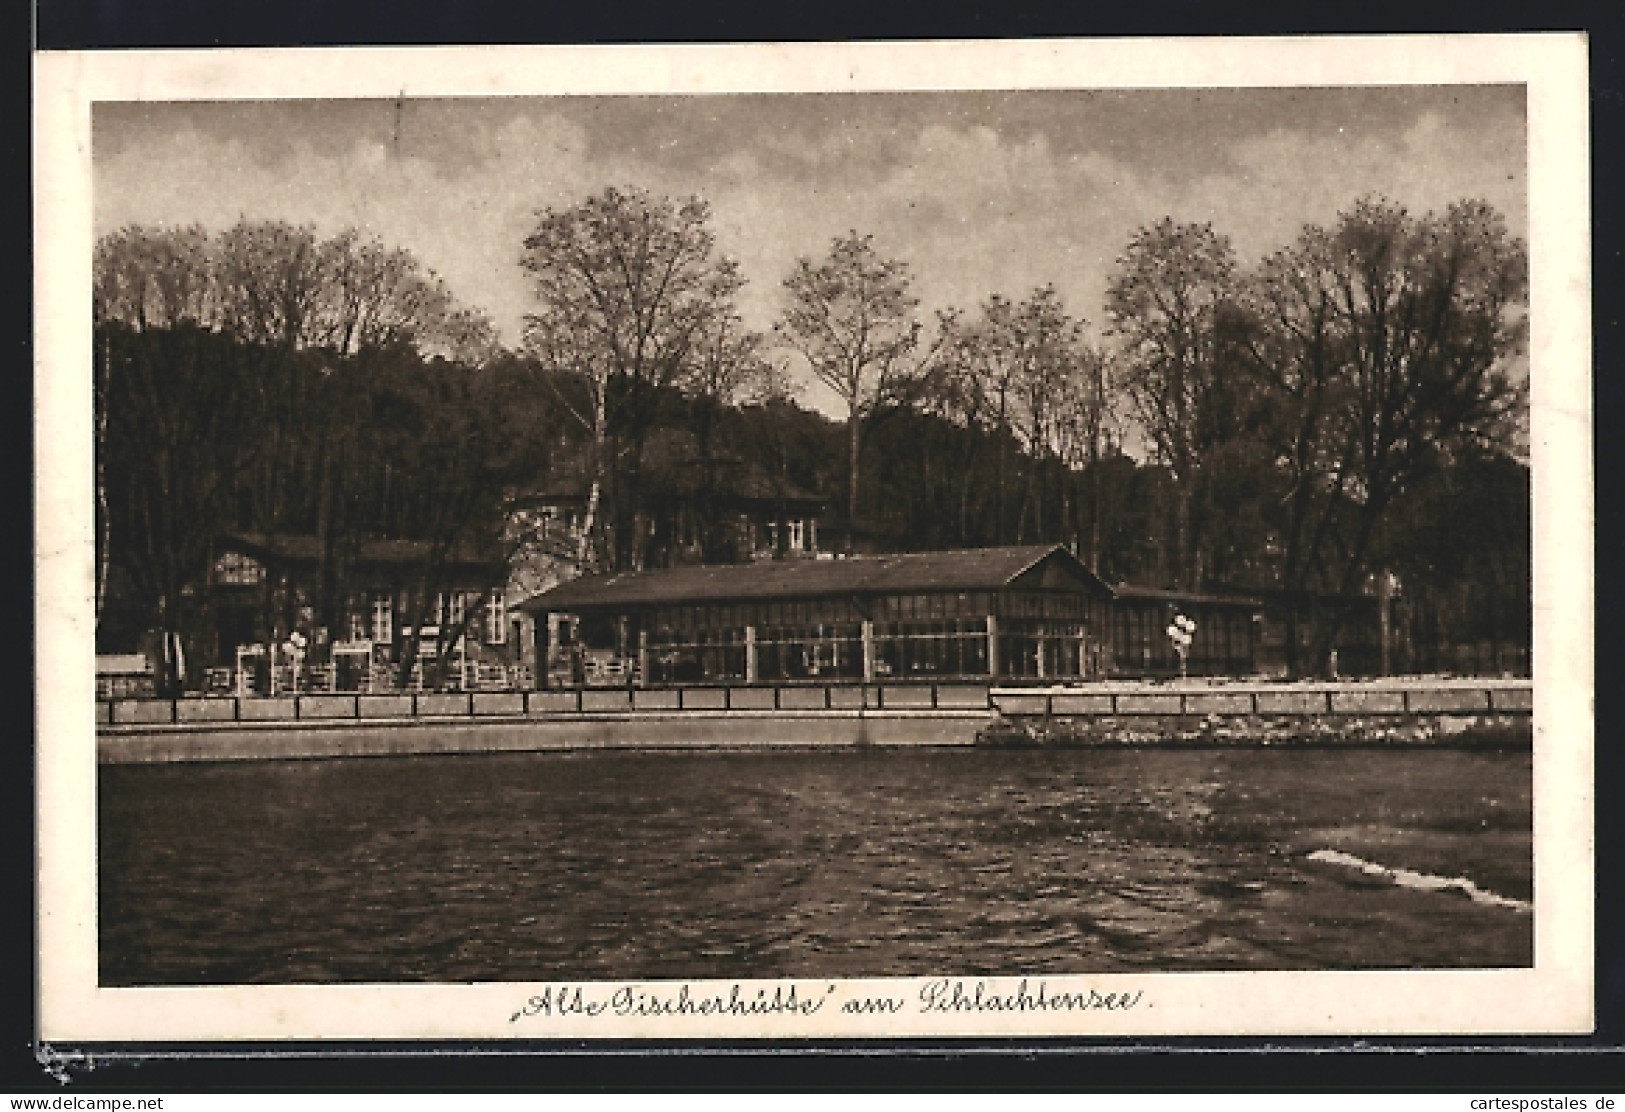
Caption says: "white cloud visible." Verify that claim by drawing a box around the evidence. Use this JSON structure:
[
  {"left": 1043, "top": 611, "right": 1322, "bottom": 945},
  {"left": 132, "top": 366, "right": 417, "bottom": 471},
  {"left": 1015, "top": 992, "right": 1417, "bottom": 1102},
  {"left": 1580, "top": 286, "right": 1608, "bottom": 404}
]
[{"left": 95, "top": 98, "right": 1525, "bottom": 418}]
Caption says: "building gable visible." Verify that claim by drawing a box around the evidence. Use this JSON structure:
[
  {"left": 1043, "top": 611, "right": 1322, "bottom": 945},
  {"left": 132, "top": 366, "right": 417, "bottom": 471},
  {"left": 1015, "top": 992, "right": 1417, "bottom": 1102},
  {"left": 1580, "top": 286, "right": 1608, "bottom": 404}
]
[{"left": 1008, "top": 548, "right": 1115, "bottom": 597}]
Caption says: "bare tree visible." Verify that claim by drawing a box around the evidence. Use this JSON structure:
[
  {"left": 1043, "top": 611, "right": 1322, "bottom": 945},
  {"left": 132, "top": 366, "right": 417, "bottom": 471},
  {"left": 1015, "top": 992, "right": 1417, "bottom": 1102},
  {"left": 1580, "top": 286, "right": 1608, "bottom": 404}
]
[
  {"left": 317, "top": 231, "right": 498, "bottom": 363},
  {"left": 215, "top": 221, "right": 330, "bottom": 349},
  {"left": 936, "top": 295, "right": 1024, "bottom": 541},
  {"left": 520, "top": 186, "right": 743, "bottom": 570},
  {"left": 776, "top": 232, "right": 935, "bottom": 527},
  {"left": 685, "top": 308, "right": 784, "bottom": 452},
  {"left": 1042, "top": 342, "right": 1116, "bottom": 569},
  {"left": 1004, "top": 287, "right": 1091, "bottom": 542},
  {"left": 682, "top": 309, "right": 784, "bottom": 560},
  {"left": 94, "top": 224, "right": 220, "bottom": 332}
]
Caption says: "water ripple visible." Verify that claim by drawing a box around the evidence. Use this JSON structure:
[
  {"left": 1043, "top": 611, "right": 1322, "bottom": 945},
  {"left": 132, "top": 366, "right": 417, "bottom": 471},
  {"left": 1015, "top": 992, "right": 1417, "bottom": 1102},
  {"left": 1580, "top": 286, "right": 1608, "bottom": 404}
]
[{"left": 99, "top": 746, "right": 1532, "bottom": 984}]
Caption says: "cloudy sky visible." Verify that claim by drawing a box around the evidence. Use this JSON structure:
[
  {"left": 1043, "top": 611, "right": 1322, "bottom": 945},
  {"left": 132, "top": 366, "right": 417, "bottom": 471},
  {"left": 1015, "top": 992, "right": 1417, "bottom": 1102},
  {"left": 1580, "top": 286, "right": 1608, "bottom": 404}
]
[{"left": 94, "top": 86, "right": 1525, "bottom": 412}]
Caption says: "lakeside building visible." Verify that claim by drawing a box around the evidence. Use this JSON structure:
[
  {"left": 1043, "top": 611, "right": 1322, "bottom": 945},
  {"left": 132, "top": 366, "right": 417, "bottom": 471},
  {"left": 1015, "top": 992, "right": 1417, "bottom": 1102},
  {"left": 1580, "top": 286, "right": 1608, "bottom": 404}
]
[
  {"left": 203, "top": 532, "right": 526, "bottom": 691},
  {"left": 118, "top": 533, "right": 1266, "bottom": 695},
  {"left": 1110, "top": 584, "right": 1264, "bottom": 678},
  {"left": 519, "top": 544, "right": 1263, "bottom": 685},
  {"left": 524, "top": 465, "right": 826, "bottom": 570}
]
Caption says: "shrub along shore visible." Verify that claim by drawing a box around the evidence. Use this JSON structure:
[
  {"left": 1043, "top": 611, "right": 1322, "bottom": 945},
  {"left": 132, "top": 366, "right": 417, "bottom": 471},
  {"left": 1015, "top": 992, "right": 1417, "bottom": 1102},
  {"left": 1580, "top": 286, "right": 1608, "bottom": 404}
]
[{"left": 976, "top": 712, "right": 1531, "bottom": 749}]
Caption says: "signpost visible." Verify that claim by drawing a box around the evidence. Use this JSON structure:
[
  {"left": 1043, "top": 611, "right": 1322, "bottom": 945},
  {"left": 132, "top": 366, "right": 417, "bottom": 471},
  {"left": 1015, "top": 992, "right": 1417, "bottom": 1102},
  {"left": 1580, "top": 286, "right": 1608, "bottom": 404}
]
[{"left": 1166, "top": 613, "right": 1196, "bottom": 679}]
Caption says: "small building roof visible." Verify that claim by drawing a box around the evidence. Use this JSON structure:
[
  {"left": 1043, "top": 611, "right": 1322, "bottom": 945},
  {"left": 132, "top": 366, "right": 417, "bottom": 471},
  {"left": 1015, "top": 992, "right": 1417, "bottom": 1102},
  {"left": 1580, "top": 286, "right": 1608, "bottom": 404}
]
[
  {"left": 219, "top": 533, "right": 502, "bottom": 574},
  {"left": 1112, "top": 584, "right": 1265, "bottom": 610},
  {"left": 520, "top": 544, "right": 1112, "bottom": 612},
  {"left": 519, "top": 468, "right": 824, "bottom": 513}
]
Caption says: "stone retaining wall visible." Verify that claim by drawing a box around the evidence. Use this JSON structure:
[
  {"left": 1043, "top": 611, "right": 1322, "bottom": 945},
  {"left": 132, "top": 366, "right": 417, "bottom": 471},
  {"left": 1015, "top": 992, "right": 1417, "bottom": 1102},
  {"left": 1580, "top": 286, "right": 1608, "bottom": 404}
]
[{"left": 97, "top": 712, "right": 990, "bottom": 764}]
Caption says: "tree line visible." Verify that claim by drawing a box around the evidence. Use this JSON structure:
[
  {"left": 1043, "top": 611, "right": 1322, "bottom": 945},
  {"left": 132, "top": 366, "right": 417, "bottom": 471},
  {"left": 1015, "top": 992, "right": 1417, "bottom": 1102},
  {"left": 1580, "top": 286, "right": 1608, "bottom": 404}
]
[
  {"left": 93, "top": 221, "right": 548, "bottom": 692},
  {"left": 95, "top": 186, "right": 1530, "bottom": 685}
]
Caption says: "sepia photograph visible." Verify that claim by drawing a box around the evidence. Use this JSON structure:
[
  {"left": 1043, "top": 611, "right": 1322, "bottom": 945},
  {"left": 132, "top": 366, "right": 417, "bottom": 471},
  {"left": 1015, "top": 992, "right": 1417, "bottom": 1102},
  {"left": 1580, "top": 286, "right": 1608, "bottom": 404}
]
[{"left": 35, "top": 36, "right": 1592, "bottom": 1041}]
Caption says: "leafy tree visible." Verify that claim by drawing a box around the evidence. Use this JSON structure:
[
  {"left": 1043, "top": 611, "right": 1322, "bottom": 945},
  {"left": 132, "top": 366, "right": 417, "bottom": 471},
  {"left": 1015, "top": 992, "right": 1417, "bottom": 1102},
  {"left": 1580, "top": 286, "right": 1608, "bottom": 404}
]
[
  {"left": 1386, "top": 452, "right": 1530, "bottom": 674},
  {"left": 1246, "top": 198, "right": 1528, "bottom": 672},
  {"left": 1105, "top": 219, "right": 1245, "bottom": 588},
  {"left": 94, "top": 225, "right": 222, "bottom": 624},
  {"left": 97, "top": 322, "right": 258, "bottom": 694},
  {"left": 363, "top": 350, "right": 545, "bottom": 688},
  {"left": 94, "top": 220, "right": 507, "bottom": 687}
]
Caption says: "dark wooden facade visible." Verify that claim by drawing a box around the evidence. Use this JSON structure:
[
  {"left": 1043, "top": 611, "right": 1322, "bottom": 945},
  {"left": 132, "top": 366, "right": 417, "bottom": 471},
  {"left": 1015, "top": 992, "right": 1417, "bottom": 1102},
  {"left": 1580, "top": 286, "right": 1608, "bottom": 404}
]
[
  {"left": 1108, "top": 585, "right": 1263, "bottom": 678},
  {"left": 206, "top": 533, "right": 511, "bottom": 672}
]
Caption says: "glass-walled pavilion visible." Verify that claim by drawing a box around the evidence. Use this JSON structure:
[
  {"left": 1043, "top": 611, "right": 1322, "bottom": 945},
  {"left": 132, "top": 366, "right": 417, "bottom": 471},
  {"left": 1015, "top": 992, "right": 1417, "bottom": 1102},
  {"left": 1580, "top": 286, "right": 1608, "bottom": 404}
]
[{"left": 520, "top": 545, "right": 1116, "bottom": 686}]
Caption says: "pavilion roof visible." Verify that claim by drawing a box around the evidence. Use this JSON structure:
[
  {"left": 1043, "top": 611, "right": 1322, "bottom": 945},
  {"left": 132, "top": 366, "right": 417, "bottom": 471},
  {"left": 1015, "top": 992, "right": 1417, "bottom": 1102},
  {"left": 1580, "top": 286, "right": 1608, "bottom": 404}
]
[{"left": 519, "top": 545, "right": 1112, "bottom": 611}]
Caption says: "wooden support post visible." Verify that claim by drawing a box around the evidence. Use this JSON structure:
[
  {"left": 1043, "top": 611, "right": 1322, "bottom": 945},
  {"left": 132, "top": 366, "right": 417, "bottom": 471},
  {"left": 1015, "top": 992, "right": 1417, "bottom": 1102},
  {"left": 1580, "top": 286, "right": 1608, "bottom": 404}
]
[
  {"left": 543, "top": 612, "right": 560, "bottom": 682},
  {"left": 1378, "top": 582, "right": 1393, "bottom": 677},
  {"left": 987, "top": 614, "right": 1000, "bottom": 678},
  {"left": 638, "top": 630, "right": 650, "bottom": 688},
  {"left": 745, "top": 625, "right": 758, "bottom": 684},
  {"left": 861, "top": 620, "right": 875, "bottom": 682}
]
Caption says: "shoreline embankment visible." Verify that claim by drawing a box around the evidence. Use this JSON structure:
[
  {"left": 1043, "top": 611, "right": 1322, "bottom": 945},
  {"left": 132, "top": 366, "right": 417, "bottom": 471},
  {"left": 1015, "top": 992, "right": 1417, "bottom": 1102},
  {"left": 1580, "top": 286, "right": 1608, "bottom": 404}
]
[{"left": 95, "top": 678, "right": 1532, "bottom": 763}]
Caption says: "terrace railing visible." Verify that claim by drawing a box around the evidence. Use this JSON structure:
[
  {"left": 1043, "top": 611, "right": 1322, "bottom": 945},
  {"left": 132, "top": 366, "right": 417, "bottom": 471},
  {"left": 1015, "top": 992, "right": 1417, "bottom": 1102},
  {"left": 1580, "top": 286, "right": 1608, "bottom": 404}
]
[{"left": 98, "top": 677, "right": 1532, "bottom": 729}]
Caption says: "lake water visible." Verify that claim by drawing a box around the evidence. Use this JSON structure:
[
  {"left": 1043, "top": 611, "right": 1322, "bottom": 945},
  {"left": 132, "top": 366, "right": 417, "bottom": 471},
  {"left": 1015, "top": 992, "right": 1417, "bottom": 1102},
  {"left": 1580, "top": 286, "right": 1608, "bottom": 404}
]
[{"left": 99, "top": 746, "right": 1532, "bottom": 985}]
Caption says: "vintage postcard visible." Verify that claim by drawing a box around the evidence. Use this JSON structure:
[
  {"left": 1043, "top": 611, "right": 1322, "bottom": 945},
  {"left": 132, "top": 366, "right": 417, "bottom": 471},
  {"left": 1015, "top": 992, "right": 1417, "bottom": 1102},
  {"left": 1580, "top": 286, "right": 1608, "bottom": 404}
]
[{"left": 35, "top": 35, "right": 1592, "bottom": 1043}]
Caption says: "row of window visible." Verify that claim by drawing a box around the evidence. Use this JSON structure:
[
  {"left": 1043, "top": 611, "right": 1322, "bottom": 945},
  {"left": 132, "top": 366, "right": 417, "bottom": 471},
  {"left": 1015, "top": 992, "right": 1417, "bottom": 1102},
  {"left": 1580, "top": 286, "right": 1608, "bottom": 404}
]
[
  {"left": 636, "top": 632, "right": 1101, "bottom": 681},
  {"left": 1112, "top": 608, "right": 1252, "bottom": 656},
  {"left": 999, "top": 593, "right": 1092, "bottom": 620},
  {"left": 874, "top": 593, "right": 996, "bottom": 620},
  {"left": 643, "top": 592, "right": 1088, "bottom": 630},
  {"left": 344, "top": 591, "right": 508, "bottom": 647},
  {"left": 636, "top": 617, "right": 1103, "bottom": 650},
  {"left": 651, "top": 598, "right": 865, "bottom": 630}
]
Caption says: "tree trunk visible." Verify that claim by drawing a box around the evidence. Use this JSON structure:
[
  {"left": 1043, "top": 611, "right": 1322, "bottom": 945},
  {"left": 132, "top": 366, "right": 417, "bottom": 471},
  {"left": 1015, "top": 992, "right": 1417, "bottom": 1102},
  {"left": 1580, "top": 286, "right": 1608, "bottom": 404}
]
[
  {"left": 1314, "top": 495, "right": 1390, "bottom": 678},
  {"left": 1174, "top": 482, "right": 1192, "bottom": 589},
  {"left": 315, "top": 436, "right": 342, "bottom": 637},
  {"left": 395, "top": 575, "right": 437, "bottom": 691},
  {"left": 95, "top": 331, "right": 111, "bottom": 630},
  {"left": 579, "top": 403, "right": 607, "bottom": 572},
  {"left": 695, "top": 399, "right": 717, "bottom": 562},
  {"left": 1088, "top": 462, "right": 1101, "bottom": 576},
  {"left": 1283, "top": 600, "right": 1301, "bottom": 679},
  {"left": 996, "top": 434, "right": 1008, "bottom": 543},
  {"left": 846, "top": 410, "right": 862, "bottom": 527}
]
